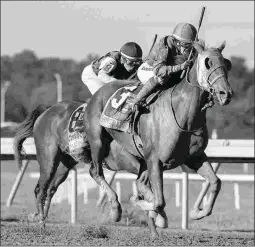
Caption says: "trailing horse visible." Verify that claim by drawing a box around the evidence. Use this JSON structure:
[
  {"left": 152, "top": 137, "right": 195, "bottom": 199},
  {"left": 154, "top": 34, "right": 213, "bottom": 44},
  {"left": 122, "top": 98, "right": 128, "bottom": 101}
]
[
  {"left": 13, "top": 100, "right": 164, "bottom": 230},
  {"left": 83, "top": 40, "right": 233, "bottom": 238}
]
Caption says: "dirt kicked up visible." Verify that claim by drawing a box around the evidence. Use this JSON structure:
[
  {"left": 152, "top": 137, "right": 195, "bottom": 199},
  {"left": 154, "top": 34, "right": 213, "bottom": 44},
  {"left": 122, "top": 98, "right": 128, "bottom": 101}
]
[{"left": 1, "top": 221, "right": 254, "bottom": 246}]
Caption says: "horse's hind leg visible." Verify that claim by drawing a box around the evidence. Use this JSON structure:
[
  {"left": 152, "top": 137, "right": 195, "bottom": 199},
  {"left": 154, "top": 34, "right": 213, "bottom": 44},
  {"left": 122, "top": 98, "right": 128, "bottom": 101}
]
[
  {"left": 30, "top": 139, "right": 60, "bottom": 225},
  {"left": 29, "top": 182, "right": 40, "bottom": 221},
  {"left": 43, "top": 153, "right": 77, "bottom": 219},
  {"left": 87, "top": 128, "right": 122, "bottom": 222},
  {"left": 185, "top": 152, "right": 221, "bottom": 220}
]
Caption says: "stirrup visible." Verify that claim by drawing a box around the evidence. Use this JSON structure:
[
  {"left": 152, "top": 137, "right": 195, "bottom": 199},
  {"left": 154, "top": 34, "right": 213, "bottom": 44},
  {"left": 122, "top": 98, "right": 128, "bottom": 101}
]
[{"left": 133, "top": 102, "right": 147, "bottom": 112}]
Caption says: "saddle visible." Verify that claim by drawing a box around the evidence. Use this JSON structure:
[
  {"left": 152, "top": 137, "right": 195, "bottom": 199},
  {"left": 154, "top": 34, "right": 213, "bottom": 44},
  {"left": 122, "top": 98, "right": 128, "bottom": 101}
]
[{"left": 100, "top": 83, "right": 161, "bottom": 134}]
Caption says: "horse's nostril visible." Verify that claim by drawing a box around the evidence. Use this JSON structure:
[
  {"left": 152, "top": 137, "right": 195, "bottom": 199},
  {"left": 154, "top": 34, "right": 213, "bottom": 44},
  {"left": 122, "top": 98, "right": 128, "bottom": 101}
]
[{"left": 219, "top": 91, "right": 226, "bottom": 96}]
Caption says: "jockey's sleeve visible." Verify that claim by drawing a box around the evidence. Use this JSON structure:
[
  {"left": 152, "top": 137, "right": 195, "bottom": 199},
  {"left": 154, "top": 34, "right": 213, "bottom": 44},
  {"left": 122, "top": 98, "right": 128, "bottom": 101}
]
[
  {"left": 97, "top": 56, "right": 117, "bottom": 83},
  {"left": 99, "top": 56, "right": 117, "bottom": 74},
  {"left": 152, "top": 38, "right": 182, "bottom": 81},
  {"left": 153, "top": 60, "right": 182, "bottom": 80}
]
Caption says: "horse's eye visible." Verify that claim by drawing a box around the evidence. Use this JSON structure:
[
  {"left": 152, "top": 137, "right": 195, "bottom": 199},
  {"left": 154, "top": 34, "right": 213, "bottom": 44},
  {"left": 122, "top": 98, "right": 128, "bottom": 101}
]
[{"left": 205, "top": 57, "right": 211, "bottom": 70}]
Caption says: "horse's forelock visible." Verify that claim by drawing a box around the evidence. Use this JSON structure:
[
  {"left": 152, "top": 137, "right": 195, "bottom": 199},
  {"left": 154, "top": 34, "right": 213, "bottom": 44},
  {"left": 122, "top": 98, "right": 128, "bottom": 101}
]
[
  {"left": 193, "top": 40, "right": 206, "bottom": 54},
  {"left": 196, "top": 39, "right": 206, "bottom": 50}
]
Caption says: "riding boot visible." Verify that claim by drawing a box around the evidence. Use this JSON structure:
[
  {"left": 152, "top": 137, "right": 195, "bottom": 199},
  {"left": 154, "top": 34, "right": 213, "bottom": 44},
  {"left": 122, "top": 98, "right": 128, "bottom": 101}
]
[{"left": 133, "top": 77, "right": 161, "bottom": 110}]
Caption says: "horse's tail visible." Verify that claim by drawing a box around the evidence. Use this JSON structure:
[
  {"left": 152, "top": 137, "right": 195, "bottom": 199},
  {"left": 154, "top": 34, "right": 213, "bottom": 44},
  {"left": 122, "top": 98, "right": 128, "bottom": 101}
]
[{"left": 13, "top": 104, "right": 50, "bottom": 169}]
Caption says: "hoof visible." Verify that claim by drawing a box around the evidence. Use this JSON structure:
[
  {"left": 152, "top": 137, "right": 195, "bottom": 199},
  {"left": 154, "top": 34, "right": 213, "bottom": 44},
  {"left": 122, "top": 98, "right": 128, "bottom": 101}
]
[
  {"left": 190, "top": 208, "right": 205, "bottom": 220},
  {"left": 148, "top": 210, "right": 157, "bottom": 219},
  {"left": 130, "top": 196, "right": 154, "bottom": 211},
  {"left": 39, "top": 220, "right": 46, "bottom": 230},
  {"left": 155, "top": 211, "right": 168, "bottom": 229},
  {"left": 28, "top": 213, "right": 39, "bottom": 222},
  {"left": 110, "top": 203, "right": 122, "bottom": 222},
  {"left": 150, "top": 231, "right": 159, "bottom": 239},
  {"left": 130, "top": 195, "right": 141, "bottom": 204}
]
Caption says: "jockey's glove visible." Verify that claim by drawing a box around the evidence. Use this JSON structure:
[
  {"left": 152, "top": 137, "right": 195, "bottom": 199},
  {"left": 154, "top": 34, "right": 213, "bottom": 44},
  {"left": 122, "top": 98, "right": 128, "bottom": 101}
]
[{"left": 180, "top": 60, "right": 193, "bottom": 70}]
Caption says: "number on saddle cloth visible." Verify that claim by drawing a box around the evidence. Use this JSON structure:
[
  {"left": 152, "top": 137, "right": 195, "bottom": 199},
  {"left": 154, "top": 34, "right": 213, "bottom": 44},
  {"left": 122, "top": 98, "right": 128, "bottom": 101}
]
[
  {"left": 99, "top": 84, "right": 141, "bottom": 132},
  {"left": 67, "top": 103, "right": 88, "bottom": 155}
]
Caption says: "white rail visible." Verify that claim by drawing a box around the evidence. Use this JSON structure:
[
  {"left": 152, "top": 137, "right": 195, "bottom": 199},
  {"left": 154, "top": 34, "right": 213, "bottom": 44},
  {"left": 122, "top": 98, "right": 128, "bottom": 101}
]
[
  {"left": 1, "top": 138, "right": 254, "bottom": 160},
  {"left": 1, "top": 137, "right": 254, "bottom": 229}
]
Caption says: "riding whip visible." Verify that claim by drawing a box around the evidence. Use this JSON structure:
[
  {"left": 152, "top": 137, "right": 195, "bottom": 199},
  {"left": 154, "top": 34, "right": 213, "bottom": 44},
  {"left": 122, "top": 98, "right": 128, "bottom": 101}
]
[
  {"left": 180, "top": 6, "right": 206, "bottom": 79},
  {"left": 145, "top": 34, "right": 158, "bottom": 61},
  {"left": 128, "top": 34, "right": 158, "bottom": 80}
]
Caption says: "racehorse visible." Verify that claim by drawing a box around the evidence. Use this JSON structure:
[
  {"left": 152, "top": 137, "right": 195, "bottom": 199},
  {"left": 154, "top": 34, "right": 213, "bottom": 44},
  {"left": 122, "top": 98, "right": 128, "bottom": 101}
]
[
  {"left": 83, "top": 40, "right": 233, "bottom": 238},
  {"left": 13, "top": 100, "right": 165, "bottom": 232}
]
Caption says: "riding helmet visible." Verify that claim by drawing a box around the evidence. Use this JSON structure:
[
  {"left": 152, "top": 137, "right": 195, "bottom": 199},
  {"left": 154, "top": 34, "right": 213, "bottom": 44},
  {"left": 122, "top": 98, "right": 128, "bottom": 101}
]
[
  {"left": 120, "top": 42, "right": 143, "bottom": 61},
  {"left": 172, "top": 23, "right": 197, "bottom": 43}
]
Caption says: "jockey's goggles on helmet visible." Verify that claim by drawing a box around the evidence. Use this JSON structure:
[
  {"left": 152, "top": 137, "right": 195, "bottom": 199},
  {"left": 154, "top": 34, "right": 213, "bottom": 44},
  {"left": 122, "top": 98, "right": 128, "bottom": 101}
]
[
  {"left": 176, "top": 40, "right": 192, "bottom": 49},
  {"left": 123, "top": 57, "right": 142, "bottom": 66}
]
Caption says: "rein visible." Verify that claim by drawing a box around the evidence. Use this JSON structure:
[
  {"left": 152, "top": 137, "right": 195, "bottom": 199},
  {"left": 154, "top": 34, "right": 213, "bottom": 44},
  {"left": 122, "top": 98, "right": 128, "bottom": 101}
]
[
  {"left": 171, "top": 52, "right": 227, "bottom": 133},
  {"left": 170, "top": 59, "right": 206, "bottom": 133},
  {"left": 170, "top": 81, "right": 206, "bottom": 133}
]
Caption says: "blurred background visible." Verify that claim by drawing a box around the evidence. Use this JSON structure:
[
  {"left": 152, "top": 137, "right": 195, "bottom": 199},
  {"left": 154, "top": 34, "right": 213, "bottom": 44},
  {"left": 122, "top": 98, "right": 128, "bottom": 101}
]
[
  {"left": 1, "top": 2, "right": 254, "bottom": 237},
  {"left": 1, "top": 1, "right": 254, "bottom": 138}
]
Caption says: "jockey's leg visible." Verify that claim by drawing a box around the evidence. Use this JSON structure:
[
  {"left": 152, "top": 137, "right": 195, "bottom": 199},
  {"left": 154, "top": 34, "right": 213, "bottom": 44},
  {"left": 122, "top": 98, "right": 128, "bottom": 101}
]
[
  {"left": 81, "top": 64, "right": 105, "bottom": 95},
  {"left": 186, "top": 152, "right": 221, "bottom": 220},
  {"left": 132, "top": 77, "right": 161, "bottom": 109}
]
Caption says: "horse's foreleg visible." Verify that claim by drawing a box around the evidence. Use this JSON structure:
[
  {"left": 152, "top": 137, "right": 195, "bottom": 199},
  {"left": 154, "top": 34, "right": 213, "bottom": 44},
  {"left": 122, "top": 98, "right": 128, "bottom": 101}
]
[
  {"left": 135, "top": 170, "right": 168, "bottom": 229},
  {"left": 188, "top": 153, "right": 221, "bottom": 220},
  {"left": 147, "top": 157, "right": 165, "bottom": 213},
  {"left": 89, "top": 138, "right": 122, "bottom": 222}
]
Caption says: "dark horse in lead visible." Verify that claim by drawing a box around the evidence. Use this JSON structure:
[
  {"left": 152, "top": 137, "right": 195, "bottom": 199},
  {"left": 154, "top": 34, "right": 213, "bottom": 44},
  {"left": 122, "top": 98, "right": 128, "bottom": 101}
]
[{"left": 83, "top": 40, "right": 233, "bottom": 237}]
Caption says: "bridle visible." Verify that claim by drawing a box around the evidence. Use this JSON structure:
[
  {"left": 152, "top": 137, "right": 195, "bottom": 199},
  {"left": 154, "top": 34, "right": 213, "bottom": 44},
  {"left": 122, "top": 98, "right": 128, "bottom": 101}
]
[
  {"left": 170, "top": 53, "right": 227, "bottom": 133},
  {"left": 196, "top": 54, "right": 227, "bottom": 97}
]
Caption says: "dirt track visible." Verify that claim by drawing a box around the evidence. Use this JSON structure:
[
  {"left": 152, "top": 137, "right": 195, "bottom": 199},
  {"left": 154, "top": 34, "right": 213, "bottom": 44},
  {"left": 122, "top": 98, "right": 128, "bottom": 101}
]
[{"left": 1, "top": 221, "right": 254, "bottom": 246}]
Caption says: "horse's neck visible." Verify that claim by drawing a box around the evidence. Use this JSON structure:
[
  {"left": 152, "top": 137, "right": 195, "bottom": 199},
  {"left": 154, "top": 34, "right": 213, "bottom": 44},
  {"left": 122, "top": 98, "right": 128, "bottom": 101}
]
[{"left": 164, "top": 64, "right": 206, "bottom": 131}]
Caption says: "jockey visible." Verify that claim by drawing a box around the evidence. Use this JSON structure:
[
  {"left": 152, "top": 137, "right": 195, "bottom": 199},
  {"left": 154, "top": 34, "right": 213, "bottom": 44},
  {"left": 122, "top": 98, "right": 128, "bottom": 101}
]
[
  {"left": 81, "top": 42, "right": 143, "bottom": 95},
  {"left": 134, "top": 23, "right": 197, "bottom": 109}
]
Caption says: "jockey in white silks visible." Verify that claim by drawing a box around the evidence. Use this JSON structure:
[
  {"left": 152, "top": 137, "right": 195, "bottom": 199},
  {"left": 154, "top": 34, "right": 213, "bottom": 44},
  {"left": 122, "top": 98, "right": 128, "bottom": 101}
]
[
  {"left": 81, "top": 42, "right": 143, "bottom": 95},
  {"left": 135, "top": 23, "right": 198, "bottom": 109}
]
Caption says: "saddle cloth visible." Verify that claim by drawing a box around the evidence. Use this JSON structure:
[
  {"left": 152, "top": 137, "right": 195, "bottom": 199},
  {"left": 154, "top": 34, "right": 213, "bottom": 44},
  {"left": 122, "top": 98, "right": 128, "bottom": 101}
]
[
  {"left": 67, "top": 103, "right": 87, "bottom": 155},
  {"left": 100, "top": 84, "right": 142, "bottom": 132}
]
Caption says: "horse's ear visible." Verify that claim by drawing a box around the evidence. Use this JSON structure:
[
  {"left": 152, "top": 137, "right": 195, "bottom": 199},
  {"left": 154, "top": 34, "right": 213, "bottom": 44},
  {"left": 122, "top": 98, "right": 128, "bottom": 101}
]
[
  {"left": 224, "top": 58, "right": 232, "bottom": 71},
  {"left": 218, "top": 41, "right": 226, "bottom": 53},
  {"left": 193, "top": 41, "right": 204, "bottom": 54}
]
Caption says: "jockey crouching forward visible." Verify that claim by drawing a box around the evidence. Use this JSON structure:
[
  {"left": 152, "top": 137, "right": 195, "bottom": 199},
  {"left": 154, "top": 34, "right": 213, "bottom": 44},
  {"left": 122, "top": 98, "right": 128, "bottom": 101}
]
[
  {"left": 81, "top": 42, "right": 143, "bottom": 95},
  {"left": 134, "top": 23, "right": 197, "bottom": 109}
]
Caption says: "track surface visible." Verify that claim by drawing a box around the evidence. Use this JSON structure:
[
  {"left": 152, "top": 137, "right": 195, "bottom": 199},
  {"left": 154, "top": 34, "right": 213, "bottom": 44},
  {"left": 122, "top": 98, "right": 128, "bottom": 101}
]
[
  {"left": 1, "top": 161, "right": 254, "bottom": 246},
  {"left": 1, "top": 221, "right": 254, "bottom": 246}
]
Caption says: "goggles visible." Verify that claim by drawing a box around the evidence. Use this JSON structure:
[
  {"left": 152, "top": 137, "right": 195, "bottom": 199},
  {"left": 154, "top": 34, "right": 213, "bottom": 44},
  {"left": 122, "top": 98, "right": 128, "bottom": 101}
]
[
  {"left": 123, "top": 57, "right": 142, "bottom": 66},
  {"left": 176, "top": 40, "right": 192, "bottom": 49}
]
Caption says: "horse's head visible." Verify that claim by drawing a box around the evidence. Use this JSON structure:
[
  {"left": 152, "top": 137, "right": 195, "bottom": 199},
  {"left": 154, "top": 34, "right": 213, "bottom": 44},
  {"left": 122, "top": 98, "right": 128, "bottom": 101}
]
[{"left": 193, "top": 41, "right": 233, "bottom": 106}]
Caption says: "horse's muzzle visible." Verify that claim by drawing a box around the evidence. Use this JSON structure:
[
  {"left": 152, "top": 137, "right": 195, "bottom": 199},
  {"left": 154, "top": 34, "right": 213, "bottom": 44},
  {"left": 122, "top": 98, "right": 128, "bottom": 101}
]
[{"left": 217, "top": 90, "right": 232, "bottom": 105}]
